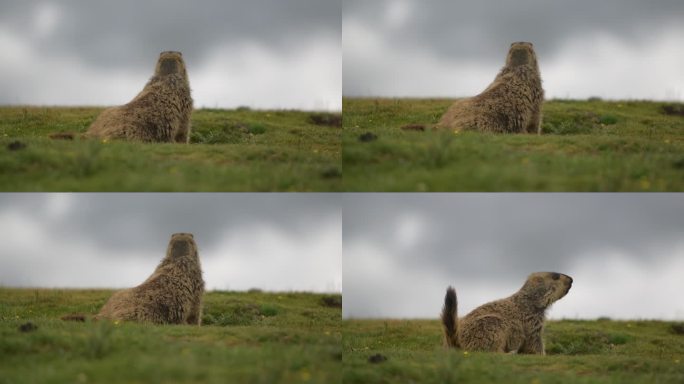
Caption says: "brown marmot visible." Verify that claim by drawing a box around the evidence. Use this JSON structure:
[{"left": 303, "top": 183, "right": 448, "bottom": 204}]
[
  {"left": 436, "top": 42, "right": 544, "bottom": 134},
  {"left": 95, "top": 233, "right": 204, "bottom": 325},
  {"left": 84, "top": 51, "right": 193, "bottom": 143},
  {"left": 441, "top": 272, "right": 572, "bottom": 354}
]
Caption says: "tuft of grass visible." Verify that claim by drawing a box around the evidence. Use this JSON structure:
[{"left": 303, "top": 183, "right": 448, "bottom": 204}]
[
  {"left": 343, "top": 318, "right": 684, "bottom": 384},
  {"left": 599, "top": 114, "right": 618, "bottom": 125},
  {"left": 343, "top": 98, "right": 684, "bottom": 191},
  {"left": 670, "top": 323, "right": 684, "bottom": 335},
  {"left": 0, "top": 288, "right": 341, "bottom": 383},
  {"left": 545, "top": 327, "right": 633, "bottom": 355},
  {"left": 248, "top": 123, "right": 267, "bottom": 135},
  {"left": 320, "top": 296, "right": 342, "bottom": 308},
  {"left": 0, "top": 107, "right": 341, "bottom": 191},
  {"left": 661, "top": 104, "right": 684, "bottom": 116},
  {"left": 309, "top": 113, "right": 342, "bottom": 127}
]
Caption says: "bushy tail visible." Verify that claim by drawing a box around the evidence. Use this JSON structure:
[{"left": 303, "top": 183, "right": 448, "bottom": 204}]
[{"left": 441, "top": 286, "right": 459, "bottom": 348}]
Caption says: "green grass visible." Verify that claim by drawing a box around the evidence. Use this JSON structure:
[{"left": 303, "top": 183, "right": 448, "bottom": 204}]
[
  {"left": 343, "top": 98, "right": 684, "bottom": 191},
  {"left": 0, "top": 288, "right": 341, "bottom": 383},
  {"left": 343, "top": 318, "right": 684, "bottom": 384},
  {"left": 0, "top": 107, "right": 341, "bottom": 191}
]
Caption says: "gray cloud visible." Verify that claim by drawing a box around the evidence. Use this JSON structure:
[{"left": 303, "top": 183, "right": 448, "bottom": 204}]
[
  {"left": 343, "top": 193, "right": 684, "bottom": 319},
  {"left": 345, "top": 0, "right": 682, "bottom": 61},
  {"left": 343, "top": 0, "right": 684, "bottom": 100},
  {"left": 0, "top": 193, "right": 341, "bottom": 292},
  {"left": 1, "top": 0, "right": 338, "bottom": 69},
  {"left": 0, "top": 0, "right": 341, "bottom": 110}
]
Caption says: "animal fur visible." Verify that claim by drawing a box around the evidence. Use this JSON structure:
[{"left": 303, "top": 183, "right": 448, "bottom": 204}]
[
  {"left": 84, "top": 51, "right": 193, "bottom": 143},
  {"left": 436, "top": 42, "right": 544, "bottom": 133},
  {"left": 95, "top": 233, "right": 204, "bottom": 325},
  {"left": 441, "top": 272, "right": 572, "bottom": 354}
]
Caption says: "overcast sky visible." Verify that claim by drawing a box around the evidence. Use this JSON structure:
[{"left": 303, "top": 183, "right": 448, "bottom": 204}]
[
  {"left": 343, "top": 194, "right": 684, "bottom": 320},
  {"left": 0, "top": 0, "right": 340, "bottom": 110},
  {"left": 0, "top": 193, "right": 341, "bottom": 293},
  {"left": 344, "top": 0, "right": 684, "bottom": 101}
]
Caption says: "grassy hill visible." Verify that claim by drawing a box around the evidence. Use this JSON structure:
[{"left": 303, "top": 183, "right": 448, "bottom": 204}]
[
  {"left": 343, "top": 98, "right": 684, "bottom": 191},
  {"left": 0, "top": 288, "right": 341, "bottom": 384},
  {"left": 0, "top": 107, "right": 341, "bottom": 191},
  {"left": 343, "top": 318, "right": 684, "bottom": 384}
]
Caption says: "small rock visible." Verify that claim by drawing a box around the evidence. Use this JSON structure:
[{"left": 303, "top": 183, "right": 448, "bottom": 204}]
[
  {"left": 358, "top": 132, "right": 378, "bottom": 142},
  {"left": 19, "top": 322, "right": 37, "bottom": 332},
  {"left": 368, "top": 353, "right": 388, "bottom": 363},
  {"left": 7, "top": 140, "right": 26, "bottom": 151}
]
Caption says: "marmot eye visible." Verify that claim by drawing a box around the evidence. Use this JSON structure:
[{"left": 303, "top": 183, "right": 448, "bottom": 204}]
[{"left": 551, "top": 273, "right": 560, "bottom": 280}]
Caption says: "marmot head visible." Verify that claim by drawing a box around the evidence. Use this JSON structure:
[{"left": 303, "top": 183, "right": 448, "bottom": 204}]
[
  {"left": 166, "top": 232, "right": 197, "bottom": 260},
  {"left": 155, "top": 51, "right": 187, "bottom": 77},
  {"left": 505, "top": 42, "right": 538, "bottom": 69},
  {"left": 518, "top": 271, "right": 572, "bottom": 310}
]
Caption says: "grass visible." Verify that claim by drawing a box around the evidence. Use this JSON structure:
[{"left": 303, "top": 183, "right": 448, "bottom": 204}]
[
  {"left": 343, "top": 318, "right": 684, "bottom": 384},
  {"left": 343, "top": 98, "right": 684, "bottom": 191},
  {"left": 0, "top": 288, "right": 341, "bottom": 384},
  {"left": 0, "top": 107, "right": 341, "bottom": 191}
]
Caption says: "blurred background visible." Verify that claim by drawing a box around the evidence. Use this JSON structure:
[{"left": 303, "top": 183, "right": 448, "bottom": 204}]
[
  {"left": 0, "top": 193, "right": 342, "bottom": 292},
  {"left": 344, "top": 0, "right": 684, "bottom": 101},
  {"left": 343, "top": 193, "right": 684, "bottom": 320},
  {"left": 0, "top": 0, "right": 340, "bottom": 110}
]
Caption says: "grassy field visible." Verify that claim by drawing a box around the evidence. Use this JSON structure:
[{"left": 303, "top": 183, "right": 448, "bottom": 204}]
[
  {"left": 0, "top": 288, "right": 341, "bottom": 384},
  {"left": 343, "top": 98, "right": 684, "bottom": 191},
  {"left": 0, "top": 107, "right": 341, "bottom": 191},
  {"left": 343, "top": 318, "right": 684, "bottom": 384}
]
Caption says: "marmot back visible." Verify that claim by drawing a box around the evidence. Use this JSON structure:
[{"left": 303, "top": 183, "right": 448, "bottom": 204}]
[
  {"left": 436, "top": 42, "right": 544, "bottom": 134},
  {"left": 441, "top": 272, "right": 572, "bottom": 354},
  {"left": 85, "top": 51, "right": 193, "bottom": 143},
  {"left": 96, "top": 233, "right": 205, "bottom": 325}
]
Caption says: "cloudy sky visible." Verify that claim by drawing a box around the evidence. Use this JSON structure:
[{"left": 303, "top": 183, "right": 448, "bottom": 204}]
[
  {"left": 344, "top": 0, "right": 684, "bottom": 101},
  {"left": 0, "top": 0, "right": 340, "bottom": 110},
  {"left": 343, "top": 193, "right": 684, "bottom": 320},
  {"left": 0, "top": 193, "right": 341, "bottom": 292}
]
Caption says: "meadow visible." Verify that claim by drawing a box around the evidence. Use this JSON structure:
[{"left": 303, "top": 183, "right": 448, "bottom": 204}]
[
  {"left": 0, "top": 288, "right": 341, "bottom": 384},
  {"left": 0, "top": 107, "right": 341, "bottom": 191},
  {"left": 343, "top": 318, "right": 684, "bottom": 384},
  {"left": 343, "top": 98, "right": 684, "bottom": 191}
]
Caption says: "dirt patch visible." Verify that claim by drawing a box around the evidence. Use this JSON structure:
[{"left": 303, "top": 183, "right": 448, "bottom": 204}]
[
  {"left": 401, "top": 124, "right": 426, "bottom": 131},
  {"left": 49, "top": 132, "right": 76, "bottom": 140},
  {"left": 61, "top": 313, "right": 87, "bottom": 322}
]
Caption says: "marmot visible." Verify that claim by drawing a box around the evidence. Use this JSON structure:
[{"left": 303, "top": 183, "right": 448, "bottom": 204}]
[
  {"left": 436, "top": 42, "right": 544, "bottom": 134},
  {"left": 84, "top": 51, "right": 193, "bottom": 143},
  {"left": 441, "top": 272, "right": 572, "bottom": 354},
  {"left": 95, "top": 233, "right": 205, "bottom": 325}
]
